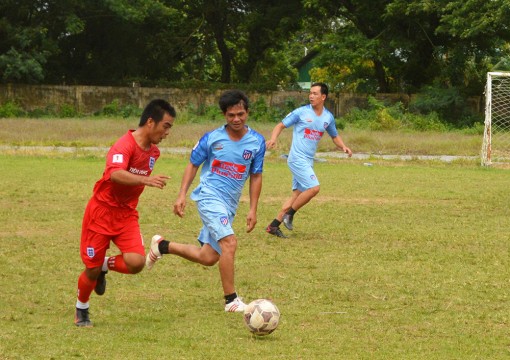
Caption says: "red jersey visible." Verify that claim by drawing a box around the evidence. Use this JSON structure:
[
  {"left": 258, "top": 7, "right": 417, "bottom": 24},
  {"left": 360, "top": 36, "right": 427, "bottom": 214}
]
[{"left": 92, "top": 130, "right": 160, "bottom": 210}]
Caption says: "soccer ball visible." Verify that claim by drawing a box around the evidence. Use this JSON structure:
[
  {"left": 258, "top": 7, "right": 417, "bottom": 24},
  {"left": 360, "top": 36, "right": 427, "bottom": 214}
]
[{"left": 243, "top": 299, "right": 280, "bottom": 336}]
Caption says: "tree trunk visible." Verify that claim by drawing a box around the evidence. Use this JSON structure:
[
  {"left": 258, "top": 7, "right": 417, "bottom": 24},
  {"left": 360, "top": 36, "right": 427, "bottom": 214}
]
[{"left": 374, "top": 59, "right": 389, "bottom": 93}]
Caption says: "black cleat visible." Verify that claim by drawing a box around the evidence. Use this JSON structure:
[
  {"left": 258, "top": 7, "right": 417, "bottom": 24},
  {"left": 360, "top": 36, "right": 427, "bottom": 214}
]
[
  {"left": 282, "top": 214, "right": 294, "bottom": 231},
  {"left": 94, "top": 271, "right": 107, "bottom": 296},
  {"left": 74, "top": 307, "right": 93, "bottom": 327},
  {"left": 266, "top": 225, "right": 288, "bottom": 238}
]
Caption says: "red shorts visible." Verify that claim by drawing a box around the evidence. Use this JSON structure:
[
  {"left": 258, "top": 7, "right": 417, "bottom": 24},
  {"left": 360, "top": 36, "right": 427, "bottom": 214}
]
[{"left": 80, "top": 198, "right": 145, "bottom": 268}]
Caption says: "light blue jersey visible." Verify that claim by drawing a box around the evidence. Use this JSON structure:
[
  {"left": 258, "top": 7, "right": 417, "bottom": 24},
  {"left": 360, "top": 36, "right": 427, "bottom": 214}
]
[
  {"left": 282, "top": 104, "right": 338, "bottom": 162},
  {"left": 189, "top": 125, "right": 266, "bottom": 215}
]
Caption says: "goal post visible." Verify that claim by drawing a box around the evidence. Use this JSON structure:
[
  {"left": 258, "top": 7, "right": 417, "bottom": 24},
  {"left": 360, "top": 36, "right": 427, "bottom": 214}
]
[{"left": 481, "top": 71, "right": 510, "bottom": 166}]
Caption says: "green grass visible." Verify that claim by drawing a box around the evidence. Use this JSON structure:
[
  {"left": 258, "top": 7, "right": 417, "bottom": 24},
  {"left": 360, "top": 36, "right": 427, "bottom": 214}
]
[{"left": 1, "top": 152, "right": 509, "bottom": 359}]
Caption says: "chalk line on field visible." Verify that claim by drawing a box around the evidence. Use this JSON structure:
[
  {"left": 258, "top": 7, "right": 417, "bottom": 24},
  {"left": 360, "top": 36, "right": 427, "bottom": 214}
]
[{"left": 0, "top": 145, "right": 480, "bottom": 163}]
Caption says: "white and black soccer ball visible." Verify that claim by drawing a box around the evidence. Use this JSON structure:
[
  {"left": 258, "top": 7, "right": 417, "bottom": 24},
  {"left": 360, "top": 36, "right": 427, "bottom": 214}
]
[{"left": 243, "top": 299, "right": 280, "bottom": 336}]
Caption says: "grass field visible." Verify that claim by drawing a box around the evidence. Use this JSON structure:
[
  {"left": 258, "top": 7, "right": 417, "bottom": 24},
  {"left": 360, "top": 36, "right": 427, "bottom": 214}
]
[
  {"left": 1, "top": 141, "right": 509, "bottom": 359},
  {"left": 0, "top": 117, "right": 483, "bottom": 156}
]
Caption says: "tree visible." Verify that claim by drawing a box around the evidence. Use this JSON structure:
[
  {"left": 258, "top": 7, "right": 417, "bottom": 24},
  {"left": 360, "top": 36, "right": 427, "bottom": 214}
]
[
  {"left": 185, "top": 0, "right": 304, "bottom": 84},
  {"left": 0, "top": 0, "right": 204, "bottom": 85},
  {"left": 0, "top": 0, "right": 61, "bottom": 82},
  {"left": 233, "top": 0, "right": 304, "bottom": 83},
  {"left": 302, "top": 0, "right": 510, "bottom": 95},
  {"left": 183, "top": 0, "right": 236, "bottom": 83},
  {"left": 2, "top": 0, "right": 509, "bottom": 96},
  {"left": 48, "top": 0, "right": 202, "bottom": 85},
  {"left": 435, "top": 0, "right": 510, "bottom": 94},
  {"left": 302, "top": 0, "right": 396, "bottom": 92}
]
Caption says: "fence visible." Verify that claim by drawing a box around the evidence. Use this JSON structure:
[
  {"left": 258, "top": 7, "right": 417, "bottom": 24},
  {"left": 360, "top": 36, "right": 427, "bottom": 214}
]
[{"left": 0, "top": 84, "right": 482, "bottom": 118}]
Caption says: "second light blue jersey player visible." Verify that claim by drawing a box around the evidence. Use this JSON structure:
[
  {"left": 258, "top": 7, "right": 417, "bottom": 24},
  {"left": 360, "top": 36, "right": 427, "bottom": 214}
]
[
  {"left": 283, "top": 104, "right": 339, "bottom": 162},
  {"left": 265, "top": 82, "right": 352, "bottom": 238},
  {"left": 190, "top": 124, "right": 266, "bottom": 214}
]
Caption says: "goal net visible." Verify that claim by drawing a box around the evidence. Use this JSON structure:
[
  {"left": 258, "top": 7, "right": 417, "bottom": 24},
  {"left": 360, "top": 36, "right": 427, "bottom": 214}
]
[{"left": 481, "top": 71, "right": 510, "bottom": 166}]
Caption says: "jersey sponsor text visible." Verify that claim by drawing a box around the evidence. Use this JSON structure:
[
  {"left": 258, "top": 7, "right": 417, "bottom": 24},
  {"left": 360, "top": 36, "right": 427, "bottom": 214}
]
[
  {"left": 129, "top": 167, "right": 149, "bottom": 175},
  {"left": 304, "top": 128, "right": 324, "bottom": 141},
  {"left": 211, "top": 159, "right": 246, "bottom": 180}
]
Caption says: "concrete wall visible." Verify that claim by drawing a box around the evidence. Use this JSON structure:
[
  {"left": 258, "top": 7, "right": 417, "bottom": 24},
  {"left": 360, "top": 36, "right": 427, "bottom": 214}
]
[
  {"left": 0, "top": 84, "right": 482, "bottom": 117},
  {"left": 0, "top": 84, "right": 222, "bottom": 114}
]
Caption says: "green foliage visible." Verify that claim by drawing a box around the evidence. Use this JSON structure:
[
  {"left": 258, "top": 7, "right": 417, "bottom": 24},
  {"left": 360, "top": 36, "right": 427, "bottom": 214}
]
[
  {"left": 178, "top": 96, "right": 298, "bottom": 124},
  {"left": 151, "top": 80, "right": 279, "bottom": 92},
  {"left": 0, "top": 101, "right": 25, "bottom": 117},
  {"left": 249, "top": 96, "right": 296, "bottom": 122},
  {"left": 301, "top": 0, "right": 509, "bottom": 103},
  {"left": 25, "top": 104, "right": 74, "bottom": 118},
  {"left": 100, "top": 99, "right": 122, "bottom": 117},
  {"left": 0, "top": 48, "right": 46, "bottom": 83},
  {"left": 404, "top": 111, "right": 448, "bottom": 132},
  {"left": 461, "top": 121, "right": 485, "bottom": 135},
  {"left": 27, "top": 108, "right": 51, "bottom": 118},
  {"left": 410, "top": 85, "right": 483, "bottom": 127},
  {"left": 174, "top": 103, "right": 223, "bottom": 123},
  {"left": 58, "top": 103, "right": 80, "bottom": 118},
  {"left": 197, "top": 104, "right": 223, "bottom": 121},
  {"left": 96, "top": 99, "right": 142, "bottom": 118},
  {"left": 119, "top": 104, "right": 143, "bottom": 118},
  {"left": 248, "top": 97, "right": 270, "bottom": 122},
  {"left": 334, "top": 117, "right": 345, "bottom": 130},
  {"left": 493, "top": 56, "right": 510, "bottom": 71},
  {"left": 344, "top": 96, "right": 450, "bottom": 132},
  {"left": 0, "top": 89, "right": 484, "bottom": 135},
  {"left": 0, "top": 0, "right": 507, "bottom": 109}
]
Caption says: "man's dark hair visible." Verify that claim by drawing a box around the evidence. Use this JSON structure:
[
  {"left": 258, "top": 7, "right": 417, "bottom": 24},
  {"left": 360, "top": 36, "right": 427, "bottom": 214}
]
[
  {"left": 139, "top": 99, "right": 176, "bottom": 126},
  {"left": 311, "top": 82, "right": 329, "bottom": 98},
  {"left": 218, "top": 90, "right": 249, "bottom": 113}
]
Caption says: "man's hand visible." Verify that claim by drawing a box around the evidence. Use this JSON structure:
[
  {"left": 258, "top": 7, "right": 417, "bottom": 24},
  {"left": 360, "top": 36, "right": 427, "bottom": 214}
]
[
  {"left": 246, "top": 210, "right": 257, "bottom": 233},
  {"left": 173, "top": 196, "right": 186, "bottom": 218},
  {"left": 144, "top": 175, "right": 170, "bottom": 189},
  {"left": 342, "top": 146, "right": 353, "bottom": 157},
  {"left": 265, "top": 139, "right": 277, "bottom": 149}
]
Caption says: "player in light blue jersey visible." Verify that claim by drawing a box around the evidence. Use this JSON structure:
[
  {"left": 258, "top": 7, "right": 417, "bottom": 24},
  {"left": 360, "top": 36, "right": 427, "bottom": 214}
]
[
  {"left": 146, "top": 90, "right": 265, "bottom": 313},
  {"left": 266, "top": 82, "right": 352, "bottom": 238}
]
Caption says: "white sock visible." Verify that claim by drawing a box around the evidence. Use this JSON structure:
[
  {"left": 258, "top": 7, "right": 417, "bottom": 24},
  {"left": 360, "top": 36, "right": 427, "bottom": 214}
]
[
  {"left": 76, "top": 300, "right": 89, "bottom": 310},
  {"left": 101, "top": 257, "right": 109, "bottom": 272}
]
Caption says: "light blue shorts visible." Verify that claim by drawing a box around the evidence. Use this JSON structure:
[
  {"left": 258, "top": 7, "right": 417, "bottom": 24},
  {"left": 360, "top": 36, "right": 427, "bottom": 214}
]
[
  {"left": 288, "top": 159, "right": 320, "bottom": 192},
  {"left": 196, "top": 198, "right": 235, "bottom": 255}
]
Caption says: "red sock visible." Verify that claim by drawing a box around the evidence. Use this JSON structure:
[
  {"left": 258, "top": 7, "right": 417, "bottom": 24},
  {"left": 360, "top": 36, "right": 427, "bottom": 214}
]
[
  {"left": 107, "top": 255, "right": 131, "bottom": 274},
  {"left": 77, "top": 271, "right": 96, "bottom": 303}
]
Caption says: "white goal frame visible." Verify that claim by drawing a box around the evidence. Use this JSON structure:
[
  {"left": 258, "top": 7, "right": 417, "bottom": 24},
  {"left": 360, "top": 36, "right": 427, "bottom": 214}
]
[{"left": 481, "top": 71, "right": 510, "bottom": 166}]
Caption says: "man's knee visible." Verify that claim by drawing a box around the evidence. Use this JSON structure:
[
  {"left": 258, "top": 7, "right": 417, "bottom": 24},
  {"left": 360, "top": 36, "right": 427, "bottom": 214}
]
[
  {"left": 199, "top": 246, "right": 221, "bottom": 266},
  {"left": 126, "top": 255, "right": 145, "bottom": 273},
  {"left": 85, "top": 266, "right": 102, "bottom": 280},
  {"left": 219, "top": 236, "right": 237, "bottom": 255},
  {"left": 309, "top": 185, "right": 320, "bottom": 197},
  {"left": 220, "top": 235, "right": 237, "bottom": 252},
  {"left": 201, "top": 256, "right": 218, "bottom": 266}
]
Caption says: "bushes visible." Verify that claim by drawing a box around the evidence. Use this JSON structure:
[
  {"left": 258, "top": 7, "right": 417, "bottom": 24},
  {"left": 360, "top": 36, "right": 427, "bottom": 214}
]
[
  {"left": 0, "top": 101, "right": 25, "bottom": 117},
  {"left": 0, "top": 101, "right": 81, "bottom": 118},
  {"left": 409, "top": 85, "right": 483, "bottom": 128},
  {"left": 0, "top": 95, "right": 484, "bottom": 134},
  {"left": 0, "top": 99, "right": 141, "bottom": 119},
  {"left": 96, "top": 99, "right": 141, "bottom": 118},
  {"left": 0, "top": 97, "right": 296, "bottom": 122},
  {"left": 58, "top": 103, "right": 80, "bottom": 118},
  {"left": 249, "top": 96, "right": 298, "bottom": 122},
  {"left": 343, "top": 96, "right": 451, "bottom": 132}
]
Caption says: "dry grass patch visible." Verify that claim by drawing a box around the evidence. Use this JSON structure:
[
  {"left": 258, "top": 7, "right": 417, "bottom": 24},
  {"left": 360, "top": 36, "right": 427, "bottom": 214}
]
[{"left": 0, "top": 117, "right": 484, "bottom": 157}]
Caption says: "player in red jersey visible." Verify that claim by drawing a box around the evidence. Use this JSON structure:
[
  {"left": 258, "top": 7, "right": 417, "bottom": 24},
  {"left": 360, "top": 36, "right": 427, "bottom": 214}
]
[{"left": 74, "top": 99, "right": 176, "bottom": 327}]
